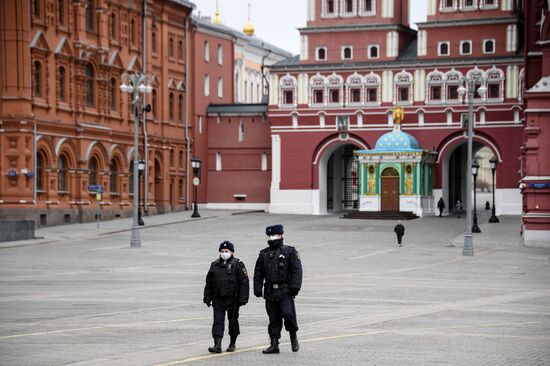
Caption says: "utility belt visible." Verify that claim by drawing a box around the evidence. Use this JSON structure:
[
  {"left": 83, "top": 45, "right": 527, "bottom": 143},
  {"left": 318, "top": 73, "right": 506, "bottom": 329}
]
[{"left": 267, "top": 282, "right": 289, "bottom": 289}]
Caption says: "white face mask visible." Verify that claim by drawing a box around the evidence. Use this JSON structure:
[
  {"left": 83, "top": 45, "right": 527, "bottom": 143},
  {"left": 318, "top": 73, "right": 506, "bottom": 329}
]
[
  {"left": 269, "top": 235, "right": 280, "bottom": 241},
  {"left": 220, "top": 252, "right": 232, "bottom": 260}
]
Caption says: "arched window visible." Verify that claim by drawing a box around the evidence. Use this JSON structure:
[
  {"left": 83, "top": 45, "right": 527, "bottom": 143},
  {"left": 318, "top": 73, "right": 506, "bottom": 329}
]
[
  {"left": 33, "top": 61, "right": 42, "bottom": 97},
  {"left": 58, "top": 155, "right": 69, "bottom": 192},
  {"left": 484, "top": 39, "right": 495, "bottom": 54},
  {"left": 58, "top": 66, "right": 66, "bottom": 101},
  {"left": 36, "top": 152, "right": 45, "bottom": 191},
  {"left": 365, "top": 72, "right": 381, "bottom": 105},
  {"left": 85, "top": 63, "right": 95, "bottom": 107},
  {"left": 486, "top": 66, "right": 504, "bottom": 101},
  {"left": 218, "top": 45, "right": 223, "bottom": 65},
  {"left": 179, "top": 150, "right": 184, "bottom": 168},
  {"left": 426, "top": 70, "right": 445, "bottom": 103},
  {"left": 310, "top": 74, "right": 327, "bottom": 106},
  {"left": 152, "top": 32, "right": 157, "bottom": 53},
  {"left": 58, "top": 0, "right": 65, "bottom": 25},
  {"left": 110, "top": 13, "right": 116, "bottom": 39},
  {"left": 439, "top": 42, "right": 450, "bottom": 56},
  {"left": 152, "top": 89, "right": 157, "bottom": 119},
  {"left": 179, "top": 40, "right": 184, "bottom": 60},
  {"left": 85, "top": 0, "right": 94, "bottom": 32},
  {"left": 218, "top": 78, "right": 223, "bottom": 98},
  {"left": 204, "top": 41, "right": 210, "bottom": 61},
  {"left": 461, "top": 41, "right": 471, "bottom": 55},
  {"left": 343, "top": 47, "right": 352, "bottom": 60},
  {"left": 169, "top": 92, "right": 174, "bottom": 121},
  {"left": 130, "top": 19, "right": 136, "bottom": 45},
  {"left": 369, "top": 45, "right": 379, "bottom": 59},
  {"left": 88, "top": 157, "right": 98, "bottom": 186},
  {"left": 364, "top": 0, "right": 373, "bottom": 12},
  {"left": 178, "top": 95, "right": 183, "bottom": 123},
  {"left": 179, "top": 179, "right": 184, "bottom": 199},
  {"left": 169, "top": 37, "right": 174, "bottom": 58},
  {"left": 444, "top": 68, "right": 463, "bottom": 103},
  {"left": 327, "top": 0, "right": 335, "bottom": 13},
  {"left": 110, "top": 78, "right": 117, "bottom": 111},
  {"left": 346, "top": 72, "right": 364, "bottom": 105},
  {"left": 394, "top": 70, "right": 413, "bottom": 104},
  {"left": 109, "top": 159, "right": 118, "bottom": 193},
  {"left": 345, "top": 0, "right": 353, "bottom": 13},
  {"left": 204, "top": 75, "right": 210, "bottom": 96},
  {"left": 317, "top": 48, "right": 326, "bottom": 60},
  {"left": 327, "top": 73, "right": 343, "bottom": 105},
  {"left": 34, "top": 0, "right": 41, "bottom": 17}
]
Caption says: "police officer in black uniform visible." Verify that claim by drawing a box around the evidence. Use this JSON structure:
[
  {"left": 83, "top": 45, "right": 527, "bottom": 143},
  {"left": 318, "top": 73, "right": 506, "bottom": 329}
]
[
  {"left": 254, "top": 224, "right": 302, "bottom": 354},
  {"left": 203, "top": 241, "right": 249, "bottom": 353}
]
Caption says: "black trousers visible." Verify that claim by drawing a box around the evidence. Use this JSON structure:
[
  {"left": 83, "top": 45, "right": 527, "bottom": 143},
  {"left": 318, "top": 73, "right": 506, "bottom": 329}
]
[
  {"left": 211, "top": 298, "right": 239, "bottom": 338},
  {"left": 397, "top": 235, "right": 403, "bottom": 244},
  {"left": 265, "top": 296, "right": 298, "bottom": 339}
]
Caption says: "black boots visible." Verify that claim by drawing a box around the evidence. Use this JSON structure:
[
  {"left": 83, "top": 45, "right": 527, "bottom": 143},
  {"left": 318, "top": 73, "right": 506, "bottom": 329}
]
[
  {"left": 226, "top": 335, "right": 237, "bottom": 352},
  {"left": 208, "top": 337, "right": 222, "bottom": 353},
  {"left": 262, "top": 338, "right": 280, "bottom": 354},
  {"left": 290, "top": 331, "right": 299, "bottom": 352}
]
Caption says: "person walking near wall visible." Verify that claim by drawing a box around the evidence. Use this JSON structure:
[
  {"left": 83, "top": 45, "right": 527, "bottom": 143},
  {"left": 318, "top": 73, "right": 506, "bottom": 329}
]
[
  {"left": 394, "top": 221, "right": 405, "bottom": 247},
  {"left": 437, "top": 197, "right": 445, "bottom": 217}
]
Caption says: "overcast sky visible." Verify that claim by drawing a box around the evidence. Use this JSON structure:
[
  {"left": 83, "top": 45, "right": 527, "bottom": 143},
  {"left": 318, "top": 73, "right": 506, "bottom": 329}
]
[{"left": 192, "top": 1, "right": 428, "bottom": 55}]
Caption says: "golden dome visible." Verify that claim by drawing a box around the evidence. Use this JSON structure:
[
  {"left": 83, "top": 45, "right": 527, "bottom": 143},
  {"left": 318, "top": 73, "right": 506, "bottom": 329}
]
[{"left": 243, "top": 2, "right": 255, "bottom": 36}]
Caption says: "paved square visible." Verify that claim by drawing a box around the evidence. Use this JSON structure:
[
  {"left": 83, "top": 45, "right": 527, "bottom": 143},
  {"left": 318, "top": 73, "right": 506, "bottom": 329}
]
[{"left": 1, "top": 210, "right": 549, "bottom": 365}]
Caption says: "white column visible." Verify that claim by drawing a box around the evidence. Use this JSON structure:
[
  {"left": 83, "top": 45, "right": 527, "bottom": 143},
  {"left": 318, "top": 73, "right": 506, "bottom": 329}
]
[
  {"left": 269, "top": 74, "right": 279, "bottom": 105},
  {"left": 300, "top": 35, "right": 309, "bottom": 61},
  {"left": 299, "top": 73, "right": 308, "bottom": 104},
  {"left": 357, "top": 113, "right": 363, "bottom": 127},
  {"left": 307, "top": 0, "right": 316, "bottom": 21},
  {"left": 414, "top": 69, "right": 425, "bottom": 102},
  {"left": 271, "top": 135, "right": 281, "bottom": 190},
  {"left": 382, "top": 70, "right": 393, "bottom": 102},
  {"left": 506, "top": 65, "right": 519, "bottom": 99},
  {"left": 427, "top": 0, "right": 437, "bottom": 15},
  {"left": 418, "top": 110, "right": 424, "bottom": 126}
]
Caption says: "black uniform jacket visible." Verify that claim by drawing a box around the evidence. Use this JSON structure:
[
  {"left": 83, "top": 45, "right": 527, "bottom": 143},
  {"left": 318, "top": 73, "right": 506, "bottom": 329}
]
[
  {"left": 253, "top": 244, "right": 302, "bottom": 301},
  {"left": 203, "top": 256, "right": 249, "bottom": 305},
  {"left": 394, "top": 224, "right": 405, "bottom": 236}
]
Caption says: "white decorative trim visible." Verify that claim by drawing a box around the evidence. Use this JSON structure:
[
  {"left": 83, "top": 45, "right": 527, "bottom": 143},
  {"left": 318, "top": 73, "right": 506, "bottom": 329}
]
[
  {"left": 313, "top": 136, "right": 368, "bottom": 165},
  {"left": 436, "top": 134, "right": 502, "bottom": 163}
]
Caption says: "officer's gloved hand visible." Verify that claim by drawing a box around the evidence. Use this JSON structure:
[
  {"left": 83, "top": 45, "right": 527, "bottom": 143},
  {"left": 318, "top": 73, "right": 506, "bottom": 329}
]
[
  {"left": 254, "top": 291, "right": 262, "bottom": 298},
  {"left": 290, "top": 288, "right": 299, "bottom": 297},
  {"left": 204, "top": 300, "right": 211, "bottom": 307}
]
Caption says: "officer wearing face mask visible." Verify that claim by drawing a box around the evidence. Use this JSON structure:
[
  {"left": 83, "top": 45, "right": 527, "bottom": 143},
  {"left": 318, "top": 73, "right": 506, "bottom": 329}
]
[
  {"left": 203, "top": 241, "right": 249, "bottom": 353},
  {"left": 254, "top": 224, "right": 302, "bottom": 354}
]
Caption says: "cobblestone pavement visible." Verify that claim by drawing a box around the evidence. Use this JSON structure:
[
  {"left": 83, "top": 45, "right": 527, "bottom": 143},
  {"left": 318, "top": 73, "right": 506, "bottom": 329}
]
[{"left": 1, "top": 210, "right": 549, "bottom": 366}]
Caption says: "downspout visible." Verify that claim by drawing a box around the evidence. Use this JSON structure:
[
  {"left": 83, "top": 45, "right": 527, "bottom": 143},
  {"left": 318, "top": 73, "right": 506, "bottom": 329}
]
[
  {"left": 33, "top": 123, "right": 37, "bottom": 206},
  {"left": 261, "top": 48, "right": 272, "bottom": 98},
  {"left": 185, "top": 16, "right": 190, "bottom": 210},
  {"left": 142, "top": 0, "right": 149, "bottom": 212}
]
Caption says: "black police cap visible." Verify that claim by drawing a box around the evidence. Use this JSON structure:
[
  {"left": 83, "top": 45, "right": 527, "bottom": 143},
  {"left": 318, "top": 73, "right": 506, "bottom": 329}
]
[
  {"left": 265, "top": 224, "right": 284, "bottom": 236},
  {"left": 219, "top": 240, "right": 235, "bottom": 252}
]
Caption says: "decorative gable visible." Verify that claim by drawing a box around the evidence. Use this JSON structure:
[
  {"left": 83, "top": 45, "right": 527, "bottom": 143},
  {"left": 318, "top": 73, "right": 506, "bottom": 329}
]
[
  {"left": 30, "top": 31, "right": 50, "bottom": 54},
  {"left": 54, "top": 37, "right": 73, "bottom": 59}
]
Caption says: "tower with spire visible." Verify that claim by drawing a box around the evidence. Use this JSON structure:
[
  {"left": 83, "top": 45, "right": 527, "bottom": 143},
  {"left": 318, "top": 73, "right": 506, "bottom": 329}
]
[
  {"left": 243, "top": 1, "right": 255, "bottom": 36},
  {"left": 214, "top": 0, "right": 221, "bottom": 25}
]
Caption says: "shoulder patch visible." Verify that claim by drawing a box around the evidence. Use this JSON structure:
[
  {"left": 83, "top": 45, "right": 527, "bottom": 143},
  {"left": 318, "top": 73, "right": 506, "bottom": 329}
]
[{"left": 241, "top": 266, "right": 248, "bottom": 277}]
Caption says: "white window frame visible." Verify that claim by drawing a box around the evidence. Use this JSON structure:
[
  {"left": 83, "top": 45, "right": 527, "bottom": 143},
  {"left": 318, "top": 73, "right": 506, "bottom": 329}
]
[
  {"left": 460, "top": 40, "right": 472, "bottom": 55},
  {"left": 279, "top": 74, "right": 297, "bottom": 108},
  {"left": 394, "top": 70, "right": 413, "bottom": 106},
  {"left": 359, "top": 0, "right": 376, "bottom": 16},
  {"left": 438, "top": 41, "right": 450, "bottom": 56},
  {"left": 368, "top": 45, "right": 379, "bottom": 59},
  {"left": 322, "top": 0, "right": 339, "bottom": 18},
  {"left": 204, "top": 74, "right": 210, "bottom": 97},
  {"left": 341, "top": 46, "right": 353, "bottom": 60},
  {"left": 316, "top": 47, "right": 327, "bottom": 61},
  {"left": 217, "top": 44, "right": 223, "bottom": 65},
  {"left": 364, "top": 72, "right": 381, "bottom": 106},
  {"left": 341, "top": 0, "right": 357, "bottom": 17},
  {"left": 218, "top": 77, "right": 223, "bottom": 98},
  {"left": 483, "top": 39, "right": 495, "bottom": 54},
  {"left": 440, "top": 0, "right": 458, "bottom": 12},
  {"left": 459, "top": 0, "right": 477, "bottom": 10},
  {"left": 309, "top": 74, "right": 328, "bottom": 107},
  {"left": 204, "top": 40, "right": 210, "bottom": 62},
  {"left": 480, "top": 0, "right": 498, "bottom": 10}
]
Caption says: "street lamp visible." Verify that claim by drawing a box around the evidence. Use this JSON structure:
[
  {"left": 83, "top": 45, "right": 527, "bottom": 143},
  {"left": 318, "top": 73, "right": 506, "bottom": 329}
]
[
  {"left": 489, "top": 156, "right": 500, "bottom": 223},
  {"left": 191, "top": 157, "right": 201, "bottom": 218},
  {"left": 120, "top": 73, "right": 152, "bottom": 247},
  {"left": 137, "top": 159, "right": 146, "bottom": 226},
  {"left": 471, "top": 159, "right": 481, "bottom": 233},
  {"left": 457, "top": 76, "right": 487, "bottom": 256}
]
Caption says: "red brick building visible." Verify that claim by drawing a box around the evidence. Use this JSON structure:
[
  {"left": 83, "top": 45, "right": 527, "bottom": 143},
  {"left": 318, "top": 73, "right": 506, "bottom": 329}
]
[
  {"left": 522, "top": 0, "right": 550, "bottom": 243},
  {"left": 266, "top": 0, "right": 525, "bottom": 217},
  {"left": 0, "top": 0, "right": 194, "bottom": 225}
]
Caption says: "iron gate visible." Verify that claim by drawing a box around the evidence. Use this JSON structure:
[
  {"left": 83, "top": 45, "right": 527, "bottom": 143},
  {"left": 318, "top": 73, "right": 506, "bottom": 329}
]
[{"left": 342, "top": 145, "right": 359, "bottom": 209}]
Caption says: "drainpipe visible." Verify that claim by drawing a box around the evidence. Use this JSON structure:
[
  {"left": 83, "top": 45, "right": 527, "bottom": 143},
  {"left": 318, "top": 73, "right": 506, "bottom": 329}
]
[
  {"left": 185, "top": 16, "right": 190, "bottom": 210},
  {"left": 142, "top": 0, "right": 149, "bottom": 212},
  {"left": 33, "top": 123, "right": 37, "bottom": 206}
]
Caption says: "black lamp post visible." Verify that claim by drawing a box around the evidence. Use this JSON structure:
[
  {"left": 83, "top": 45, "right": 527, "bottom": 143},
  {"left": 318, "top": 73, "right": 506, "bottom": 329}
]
[
  {"left": 489, "top": 156, "right": 499, "bottom": 223},
  {"left": 191, "top": 157, "right": 201, "bottom": 218},
  {"left": 137, "top": 159, "right": 145, "bottom": 226},
  {"left": 471, "top": 159, "right": 481, "bottom": 233}
]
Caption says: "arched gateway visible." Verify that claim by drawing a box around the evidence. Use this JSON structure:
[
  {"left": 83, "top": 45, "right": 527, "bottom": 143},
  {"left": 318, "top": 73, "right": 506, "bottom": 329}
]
[{"left": 355, "top": 123, "right": 437, "bottom": 216}]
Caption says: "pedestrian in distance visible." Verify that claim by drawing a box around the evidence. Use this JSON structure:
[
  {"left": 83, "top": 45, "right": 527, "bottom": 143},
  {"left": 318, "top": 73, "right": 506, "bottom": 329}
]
[
  {"left": 394, "top": 220, "right": 405, "bottom": 247},
  {"left": 437, "top": 197, "right": 445, "bottom": 217},
  {"left": 485, "top": 201, "right": 491, "bottom": 210},
  {"left": 455, "top": 200, "right": 464, "bottom": 218},
  {"left": 254, "top": 224, "right": 302, "bottom": 354},
  {"left": 203, "top": 241, "right": 249, "bottom": 353}
]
